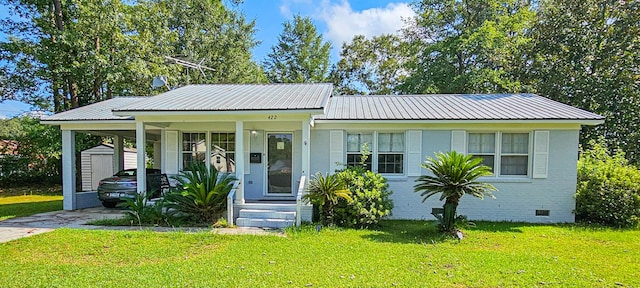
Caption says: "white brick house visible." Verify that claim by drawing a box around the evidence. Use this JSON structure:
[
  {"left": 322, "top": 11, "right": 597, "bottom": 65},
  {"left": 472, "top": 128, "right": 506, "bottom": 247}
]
[{"left": 42, "top": 84, "right": 603, "bottom": 227}]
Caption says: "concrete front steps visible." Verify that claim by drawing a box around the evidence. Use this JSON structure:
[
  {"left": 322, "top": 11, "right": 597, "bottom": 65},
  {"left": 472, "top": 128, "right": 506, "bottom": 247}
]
[{"left": 235, "top": 203, "right": 297, "bottom": 229}]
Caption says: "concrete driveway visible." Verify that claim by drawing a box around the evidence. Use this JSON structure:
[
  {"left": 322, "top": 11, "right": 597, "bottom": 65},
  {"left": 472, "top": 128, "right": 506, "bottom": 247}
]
[{"left": 0, "top": 207, "right": 125, "bottom": 243}]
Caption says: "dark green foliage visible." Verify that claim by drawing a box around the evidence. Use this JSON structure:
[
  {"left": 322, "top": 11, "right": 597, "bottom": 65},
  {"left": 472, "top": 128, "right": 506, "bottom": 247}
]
[
  {"left": 414, "top": 151, "right": 496, "bottom": 232},
  {"left": 334, "top": 167, "right": 394, "bottom": 228},
  {"left": 576, "top": 139, "right": 640, "bottom": 228},
  {"left": 0, "top": 116, "right": 101, "bottom": 187},
  {"left": 302, "top": 172, "right": 352, "bottom": 226},
  {"left": 527, "top": 0, "right": 640, "bottom": 164},
  {"left": 399, "top": 0, "right": 534, "bottom": 94},
  {"left": 164, "top": 163, "right": 236, "bottom": 224},
  {"left": 263, "top": 15, "right": 331, "bottom": 83}
]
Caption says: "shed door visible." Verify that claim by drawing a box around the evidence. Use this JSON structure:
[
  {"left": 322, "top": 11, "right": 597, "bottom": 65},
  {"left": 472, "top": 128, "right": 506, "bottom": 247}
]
[{"left": 91, "top": 154, "right": 114, "bottom": 191}]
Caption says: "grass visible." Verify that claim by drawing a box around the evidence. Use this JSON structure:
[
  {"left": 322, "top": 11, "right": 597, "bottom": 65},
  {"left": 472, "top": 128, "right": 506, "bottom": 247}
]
[
  {"left": 0, "top": 221, "right": 638, "bottom": 287},
  {"left": 0, "top": 185, "right": 63, "bottom": 221}
]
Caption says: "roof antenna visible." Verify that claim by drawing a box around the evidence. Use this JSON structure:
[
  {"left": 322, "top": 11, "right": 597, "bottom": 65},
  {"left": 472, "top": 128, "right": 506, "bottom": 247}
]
[{"left": 164, "top": 56, "right": 215, "bottom": 78}]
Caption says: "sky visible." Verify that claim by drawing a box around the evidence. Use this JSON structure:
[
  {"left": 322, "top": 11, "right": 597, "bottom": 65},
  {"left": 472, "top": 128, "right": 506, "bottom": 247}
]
[{"left": 0, "top": 0, "right": 415, "bottom": 119}]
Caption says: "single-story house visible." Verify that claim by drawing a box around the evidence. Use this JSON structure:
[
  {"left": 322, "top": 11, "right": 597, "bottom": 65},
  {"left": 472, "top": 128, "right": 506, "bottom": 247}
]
[{"left": 41, "top": 84, "right": 604, "bottom": 228}]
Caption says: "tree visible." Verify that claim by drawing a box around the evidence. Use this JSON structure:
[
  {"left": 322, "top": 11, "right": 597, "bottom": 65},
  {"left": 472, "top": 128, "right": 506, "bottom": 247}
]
[
  {"left": 0, "top": 0, "right": 264, "bottom": 112},
  {"left": 399, "top": 0, "right": 535, "bottom": 94},
  {"left": 263, "top": 15, "right": 331, "bottom": 83},
  {"left": 159, "top": 0, "right": 265, "bottom": 85},
  {"left": 331, "top": 34, "right": 412, "bottom": 95},
  {"left": 414, "top": 151, "right": 496, "bottom": 233},
  {"left": 526, "top": 0, "right": 640, "bottom": 163}
]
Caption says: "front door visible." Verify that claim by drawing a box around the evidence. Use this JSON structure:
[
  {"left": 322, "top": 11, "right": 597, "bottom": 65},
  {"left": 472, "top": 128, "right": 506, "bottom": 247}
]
[{"left": 266, "top": 133, "right": 293, "bottom": 195}]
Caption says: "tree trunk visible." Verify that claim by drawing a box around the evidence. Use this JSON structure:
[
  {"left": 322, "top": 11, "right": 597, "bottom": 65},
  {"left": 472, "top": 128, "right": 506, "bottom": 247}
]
[{"left": 442, "top": 198, "right": 459, "bottom": 233}]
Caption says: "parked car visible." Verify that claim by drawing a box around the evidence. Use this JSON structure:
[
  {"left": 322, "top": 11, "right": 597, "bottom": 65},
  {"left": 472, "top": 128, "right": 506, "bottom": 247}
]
[{"left": 97, "top": 168, "right": 169, "bottom": 208}]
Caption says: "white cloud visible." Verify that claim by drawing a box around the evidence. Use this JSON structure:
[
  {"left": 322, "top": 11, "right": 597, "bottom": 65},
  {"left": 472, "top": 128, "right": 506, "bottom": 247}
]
[{"left": 317, "top": 1, "right": 415, "bottom": 47}]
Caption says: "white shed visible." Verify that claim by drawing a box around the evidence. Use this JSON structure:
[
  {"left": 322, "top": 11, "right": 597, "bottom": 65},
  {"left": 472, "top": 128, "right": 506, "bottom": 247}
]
[{"left": 80, "top": 144, "right": 137, "bottom": 191}]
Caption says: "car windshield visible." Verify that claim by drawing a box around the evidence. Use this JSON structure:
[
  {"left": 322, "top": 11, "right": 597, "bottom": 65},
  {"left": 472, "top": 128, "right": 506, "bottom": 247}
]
[{"left": 115, "top": 170, "right": 136, "bottom": 176}]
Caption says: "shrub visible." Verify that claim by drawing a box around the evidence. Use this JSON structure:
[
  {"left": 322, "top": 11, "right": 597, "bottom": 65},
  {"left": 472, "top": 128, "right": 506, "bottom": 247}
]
[
  {"left": 120, "top": 190, "right": 169, "bottom": 226},
  {"left": 334, "top": 167, "right": 394, "bottom": 228},
  {"left": 164, "top": 163, "right": 236, "bottom": 224},
  {"left": 303, "top": 172, "right": 352, "bottom": 226},
  {"left": 576, "top": 140, "right": 640, "bottom": 228}
]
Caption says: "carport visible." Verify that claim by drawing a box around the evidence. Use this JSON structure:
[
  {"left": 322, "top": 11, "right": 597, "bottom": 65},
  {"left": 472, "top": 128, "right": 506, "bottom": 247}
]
[{"left": 41, "top": 97, "right": 162, "bottom": 210}]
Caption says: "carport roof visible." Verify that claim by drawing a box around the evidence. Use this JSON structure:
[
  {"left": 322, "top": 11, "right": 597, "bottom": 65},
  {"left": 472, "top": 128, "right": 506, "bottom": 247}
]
[{"left": 41, "top": 97, "right": 145, "bottom": 122}]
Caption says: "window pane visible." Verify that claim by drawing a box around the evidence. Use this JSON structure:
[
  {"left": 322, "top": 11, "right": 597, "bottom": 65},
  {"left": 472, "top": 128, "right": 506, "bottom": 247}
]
[
  {"left": 502, "top": 133, "right": 528, "bottom": 154},
  {"left": 501, "top": 156, "right": 528, "bottom": 175},
  {"left": 378, "top": 154, "right": 403, "bottom": 174},
  {"left": 391, "top": 133, "right": 404, "bottom": 152},
  {"left": 378, "top": 133, "right": 404, "bottom": 152},
  {"left": 212, "top": 152, "right": 235, "bottom": 173},
  {"left": 468, "top": 133, "right": 495, "bottom": 153},
  {"left": 476, "top": 155, "right": 495, "bottom": 172},
  {"left": 347, "top": 153, "right": 372, "bottom": 171},
  {"left": 378, "top": 133, "right": 391, "bottom": 152},
  {"left": 347, "top": 133, "right": 372, "bottom": 152},
  {"left": 347, "top": 134, "right": 360, "bottom": 152}
]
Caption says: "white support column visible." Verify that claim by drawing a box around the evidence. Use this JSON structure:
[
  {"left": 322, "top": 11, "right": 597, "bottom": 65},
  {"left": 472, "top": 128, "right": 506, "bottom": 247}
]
[
  {"left": 113, "top": 135, "right": 124, "bottom": 173},
  {"left": 235, "top": 120, "right": 245, "bottom": 204},
  {"left": 136, "top": 121, "right": 146, "bottom": 195},
  {"left": 301, "top": 119, "right": 311, "bottom": 183},
  {"left": 62, "top": 129, "right": 76, "bottom": 210}
]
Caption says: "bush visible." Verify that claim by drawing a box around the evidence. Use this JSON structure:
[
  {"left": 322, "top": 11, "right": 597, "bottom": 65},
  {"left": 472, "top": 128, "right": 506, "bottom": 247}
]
[
  {"left": 334, "top": 167, "right": 394, "bottom": 228},
  {"left": 302, "top": 172, "right": 352, "bottom": 226},
  {"left": 164, "top": 163, "right": 236, "bottom": 224},
  {"left": 576, "top": 140, "right": 640, "bottom": 228}
]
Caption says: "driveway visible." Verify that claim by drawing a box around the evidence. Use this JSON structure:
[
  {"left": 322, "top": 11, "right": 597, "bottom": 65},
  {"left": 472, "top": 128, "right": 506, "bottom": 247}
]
[{"left": 0, "top": 207, "right": 125, "bottom": 243}]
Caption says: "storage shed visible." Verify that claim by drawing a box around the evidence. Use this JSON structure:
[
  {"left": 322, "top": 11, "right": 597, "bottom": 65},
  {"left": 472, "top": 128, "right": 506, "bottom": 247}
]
[{"left": 80, "top": 144, "right": 137, "bottom": 191}]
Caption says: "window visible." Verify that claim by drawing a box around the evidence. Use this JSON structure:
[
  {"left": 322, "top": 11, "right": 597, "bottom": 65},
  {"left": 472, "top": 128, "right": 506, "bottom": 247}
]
[
  {"left": 501, "top": 133, "right": 529, "bottom": 175},
  {"left": 468, "top": 132, "right": 530, "bottom": 176},
  {"left": 346, "top": 133, "right": 372, "bottom": 170},
  {"left": 468, "top": 133, "right": 496, "bottom": 171},
  {"left": 182, "top": 133, "right": 206, "bottom": 169},
  {"left": 346, "top": 132, "right": 404, "bottom": 175},
  {"left": 378, "top": 133, "right": 404, "bottom": 174},
  {"left": 211, "top": 132, "right": 235, "bottom": 173}
]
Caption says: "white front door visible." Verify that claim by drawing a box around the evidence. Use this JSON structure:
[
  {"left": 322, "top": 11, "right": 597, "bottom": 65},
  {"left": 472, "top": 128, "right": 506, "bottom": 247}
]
[{"left": 266, "top": 133, "right": 293, "bottom": 195}]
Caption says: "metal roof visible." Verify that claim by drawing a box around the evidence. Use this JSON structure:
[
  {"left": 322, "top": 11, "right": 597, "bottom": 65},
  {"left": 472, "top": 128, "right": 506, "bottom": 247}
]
[
  {"left": 41, "top": 97, "right": 144, "bottom": 122},
  {"left": 317, "top": 94, "right": 604, "bottom": 121},
  {"left": 114, "top": 84, "right": 333, "bottom": 112}
]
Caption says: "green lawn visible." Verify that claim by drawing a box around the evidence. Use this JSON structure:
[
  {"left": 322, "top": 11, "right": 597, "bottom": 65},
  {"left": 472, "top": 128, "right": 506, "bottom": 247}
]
[
  {"left": 0, "top": 185, "right": 63, "bottom": 221},
  {"left": 0, "top": 221, "right": 638, "bottom": 287}
]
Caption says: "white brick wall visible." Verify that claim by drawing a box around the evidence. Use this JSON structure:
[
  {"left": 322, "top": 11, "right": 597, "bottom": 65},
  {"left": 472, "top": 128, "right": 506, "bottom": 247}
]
[{"left": 310, "top": 129, "right": 580, "bottom": 223}]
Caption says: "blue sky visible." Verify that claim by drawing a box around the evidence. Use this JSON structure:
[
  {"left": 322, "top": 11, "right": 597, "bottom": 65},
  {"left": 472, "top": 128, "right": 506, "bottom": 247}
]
[{"left": 0, "top": 0, "right": 414, "bottom": 118}]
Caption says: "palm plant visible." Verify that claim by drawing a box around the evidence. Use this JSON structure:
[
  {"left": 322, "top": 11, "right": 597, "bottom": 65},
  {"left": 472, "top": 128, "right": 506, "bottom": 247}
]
[
  {"left": 165, "top": 162, "right": 236, "bottom": 223},
  {"left": 303, "top": 172, "right": 352, "bottom": 225},
  {"left": 414, "top": 151, "right": 496, "bottom": 233}
]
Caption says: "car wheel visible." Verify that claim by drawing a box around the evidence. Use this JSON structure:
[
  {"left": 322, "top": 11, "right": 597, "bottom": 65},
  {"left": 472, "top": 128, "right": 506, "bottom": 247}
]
[{"left": 102, "top": 201, "right": 118, "bottom": 208}]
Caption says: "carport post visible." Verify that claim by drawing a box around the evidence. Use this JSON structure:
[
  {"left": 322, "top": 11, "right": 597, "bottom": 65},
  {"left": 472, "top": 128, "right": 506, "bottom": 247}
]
[
  {"left": 62, "top": 129, "right": 76, "bottom": 210},
  {"left": 135, "top": 121, "right": 146, "bottom": 195},
  {"left": 113, "top": 135, "right": 124, "bottom": 173}
]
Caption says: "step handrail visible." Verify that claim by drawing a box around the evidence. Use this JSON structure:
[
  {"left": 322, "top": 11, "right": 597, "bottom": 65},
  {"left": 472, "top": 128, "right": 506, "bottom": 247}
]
[
  {"left": 295, "top": 175, "right": 307, "bottom": 227},
  {"left": 227, "top": 179, "right": 240, "bottom": 226}
]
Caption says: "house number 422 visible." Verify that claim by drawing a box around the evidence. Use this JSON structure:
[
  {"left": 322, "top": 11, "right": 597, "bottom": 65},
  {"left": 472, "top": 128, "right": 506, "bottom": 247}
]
[{"left": 267, "top": 115, "right": 277, "bottom": 120}]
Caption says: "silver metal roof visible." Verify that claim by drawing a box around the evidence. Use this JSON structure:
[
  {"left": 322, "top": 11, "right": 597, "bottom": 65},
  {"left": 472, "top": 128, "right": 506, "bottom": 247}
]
[
  {"left": 41, "top": 97, "right": 144, "bottom": 121},
  {"left": 318, "top": 94, "right": 604, "bottom": 121},
  {"left": 114, "top": 84, "right": 333, "bottom": 112}
]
